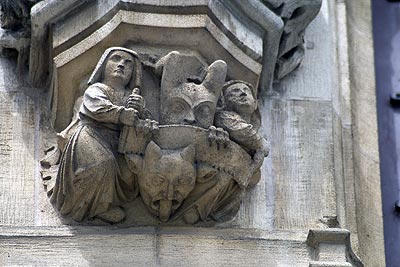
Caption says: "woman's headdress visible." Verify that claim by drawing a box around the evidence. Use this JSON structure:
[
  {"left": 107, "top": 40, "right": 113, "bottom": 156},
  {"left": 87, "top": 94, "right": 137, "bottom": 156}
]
[{"left": 88, "top": 47, "right": 142, "bottom": 90}]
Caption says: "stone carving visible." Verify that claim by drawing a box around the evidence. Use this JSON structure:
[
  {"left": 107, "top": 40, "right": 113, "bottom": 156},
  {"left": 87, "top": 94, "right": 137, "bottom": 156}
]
[
  {"left": 136, "top": 141, "right": 196, "bottom": 223},
  {"left": 0, "top": 0, "right": 41, "bottom": 74},
  {"left": 158, "top": 51, "right": 227, "bottom": 129},
  {"left": 50, "top": 47, "right": 156, "bottom": 223},
  {"left": 262, "top": 0, "right": 322, "bottom": 80},
  {"left": 0, "top": 0, "right": 40, "bottom": 31},
  {"left": 215, "top": 80, "right": 269, "bottom": 186},
  {"left": 44, "top": 48, "right": 269, "bottom": 225}
]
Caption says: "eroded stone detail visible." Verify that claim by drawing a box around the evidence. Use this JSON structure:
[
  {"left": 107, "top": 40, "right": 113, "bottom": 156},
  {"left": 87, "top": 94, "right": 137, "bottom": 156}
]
[
  {"left": 0, "top": 0, "right": 41, "bottom": 74},
  {"left": 42, "top": 48, "right": 269, "bottom": 224},
  {"left": 137, "top": 141, "right": 197, "bottom": 223},
  {"left": 263, "top": 0, "right": 322, "bottom": 80},
  {"left": 0, "top": 0, "right": 40, "bottom": 31}
]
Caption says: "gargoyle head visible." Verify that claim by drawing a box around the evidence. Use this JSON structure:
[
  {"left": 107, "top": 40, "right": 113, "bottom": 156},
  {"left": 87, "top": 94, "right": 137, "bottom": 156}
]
[
  {"left": 159, "top": 52, "right": 227, "bottom": 128},
  {"left": 138, "top": 141, "right": 196, "bottom": 222}
]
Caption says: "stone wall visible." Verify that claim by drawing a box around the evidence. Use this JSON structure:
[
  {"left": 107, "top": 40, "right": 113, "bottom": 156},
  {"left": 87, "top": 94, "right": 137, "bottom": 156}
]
[{"left": 345, "top": 0, "right": 386, "bottom": 266}]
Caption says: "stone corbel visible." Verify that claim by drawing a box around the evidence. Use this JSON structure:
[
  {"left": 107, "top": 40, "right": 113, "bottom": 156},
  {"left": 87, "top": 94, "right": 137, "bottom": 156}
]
[{"left": 307, "top": 229, "right": 363, "bottom": 267}]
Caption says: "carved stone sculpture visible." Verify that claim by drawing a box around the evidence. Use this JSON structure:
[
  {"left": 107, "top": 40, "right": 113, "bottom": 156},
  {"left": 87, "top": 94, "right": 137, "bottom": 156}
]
[
  {"left": 137, "top": 141, "right": 196, "bottom": 223},
  {"left": 50, "top": 47, "right": 156, "bottom": 223},
  {"left": 0, "top": 0, "right": 40, "bottom": 30},
  {"left": 45, "top": 48, "right": 269, "bottom": 225},
  {"left": 158, "top": 51, "right": 227, "bottom": 129},
  {"left": 262, "top": 0, "right": 323, "bottom": 80},
  {"left": 215, "top": 80, "right": 269, "bottom": 186}
]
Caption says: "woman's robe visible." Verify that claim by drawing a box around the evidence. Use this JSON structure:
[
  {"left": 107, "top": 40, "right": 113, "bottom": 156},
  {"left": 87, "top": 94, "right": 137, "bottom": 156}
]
[{"left": 51, "top": 83, "right": 138, "bottom": 221}]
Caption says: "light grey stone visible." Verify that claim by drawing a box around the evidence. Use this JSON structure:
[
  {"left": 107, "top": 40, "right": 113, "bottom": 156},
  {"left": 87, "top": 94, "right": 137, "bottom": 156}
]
[
  {"left": 262, "top": 0, "right": 322, "bottom": 80},
  {"left": 262, "top": 99, "right": 336, "bottom": 230},
  {"left": 0, "top": 0, "right": 382, "bottom": 266},
  {"left": 45, "top": 48, "right": 268, "bottom": 225},
  {"left": 345, "top": 1, "right": 386, "bottom": 266}
]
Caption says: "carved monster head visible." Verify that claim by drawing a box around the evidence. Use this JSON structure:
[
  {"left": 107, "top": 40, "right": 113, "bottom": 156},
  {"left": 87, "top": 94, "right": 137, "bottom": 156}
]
[
  {"left": 159, "top": 52, "right": 227, "bottom": 128},
  {"left": 139, "top": 141, "right": 196, "bottom": 222},
  {"left": 162, "top": 82, "right": 220, "bottom": 128}
]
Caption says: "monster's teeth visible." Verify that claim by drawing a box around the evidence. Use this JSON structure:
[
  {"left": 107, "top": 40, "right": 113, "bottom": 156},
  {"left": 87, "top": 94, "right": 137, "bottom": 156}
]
[{"left": 159, "top": 200, "right": 172, "bottom": 222}]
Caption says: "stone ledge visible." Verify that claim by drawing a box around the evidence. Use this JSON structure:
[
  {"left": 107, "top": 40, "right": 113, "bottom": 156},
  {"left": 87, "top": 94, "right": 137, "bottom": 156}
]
[
  {"left": 309, "top": 262, "right": 352, "bottom": 267},
  {"left": 0, "top": 226, "right": 308, "bottom": 241}
]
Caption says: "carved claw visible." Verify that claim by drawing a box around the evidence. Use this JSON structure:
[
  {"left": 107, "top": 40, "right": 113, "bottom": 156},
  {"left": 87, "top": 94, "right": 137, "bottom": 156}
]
[
  {"left": 208, "top": 126, "right": 229, "bottom": 149},
  {"left": 138, "top": 119, "right": 159, "bottom": 136},
  {"left": 149, "top": 119, "right": 159, "bottom": 133}
]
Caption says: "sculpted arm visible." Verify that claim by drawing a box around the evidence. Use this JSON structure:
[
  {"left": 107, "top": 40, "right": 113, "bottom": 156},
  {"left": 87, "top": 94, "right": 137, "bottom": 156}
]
[
  {"left": 215, "top": 112, "right": 263, "bottom": 151},
  {"left": 216, "top": 112, "right": 269, "bottom": 169},
  {"left": 81, "top": 86, "right": 138, "bottom": 126}
]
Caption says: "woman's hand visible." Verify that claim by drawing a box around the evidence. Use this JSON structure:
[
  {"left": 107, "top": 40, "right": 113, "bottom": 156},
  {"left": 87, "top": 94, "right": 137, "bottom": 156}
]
[
  {"left": 119, "top": 108, "right": 139, "bottom": 126},
  {"left": 126, "top": 94, "right": 145, "bottom": 112}
]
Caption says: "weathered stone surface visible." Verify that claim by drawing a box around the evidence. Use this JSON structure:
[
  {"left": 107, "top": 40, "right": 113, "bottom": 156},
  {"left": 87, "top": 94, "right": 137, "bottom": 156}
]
[
  {"left": 263, "top": 99, "right": 336, "bottom": 230},
  {"left": 307, "top": 229, "right": 363, "bottom": 266},
  {"left": 271, "top": 0, "right": 334, "bottom": 100},
  {"left": 346, "top": 1, "right": 385, "bottom": 266},
  {"left": 0, "top": 0, "right": 383, "bottom": 266},
  {"left": 0, "top": 0, "right": 40, "bottom": 31},
  {"left": 0, "top": 57, "right": 37, "bottom": 226},
  {"left": 45, "top": 48, "right": 268, "bottom": 225},
  {"left": 0, "top": 227, "right": 312, "bottom": 267}
]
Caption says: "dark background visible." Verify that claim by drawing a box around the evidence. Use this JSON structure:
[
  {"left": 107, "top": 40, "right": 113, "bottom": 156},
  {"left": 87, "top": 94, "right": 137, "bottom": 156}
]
[{"left": 372, "top": 0, "right": 400, "bottom": 266}]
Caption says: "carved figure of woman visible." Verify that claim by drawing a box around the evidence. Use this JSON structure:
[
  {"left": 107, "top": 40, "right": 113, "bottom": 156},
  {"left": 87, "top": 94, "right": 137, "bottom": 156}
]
[{"left": 51, "top": 47, "right": 148, "bottom": 223}]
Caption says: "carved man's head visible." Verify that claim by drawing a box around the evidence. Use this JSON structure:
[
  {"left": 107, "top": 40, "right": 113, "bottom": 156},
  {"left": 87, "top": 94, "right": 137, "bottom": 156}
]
[
  {"left": 88, "top": 47, "right": 143, "bottom": 90},
  {"left": 222, "top": 80, "right": 257, "bottom": 116},
  {"left": 139, "top": 141, "right": 196, "bottom": 222},
  {"left": 160, "top": 59, "right": 227, "bottom": 128}
]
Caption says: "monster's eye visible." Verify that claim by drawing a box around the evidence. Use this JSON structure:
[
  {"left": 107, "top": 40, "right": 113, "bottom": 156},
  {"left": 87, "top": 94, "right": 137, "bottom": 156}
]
[
  {"left": 171, "top": 102, "right": 185, "bottom": 113},
  {"left": 152, "top": 175, "right": 165, "bottom": 186},
  {"left": 178, "top": 177, "right": 191, "bottom": 185},
  {"left": 196, "top": 105, "right": 211, "bottom": 116}
]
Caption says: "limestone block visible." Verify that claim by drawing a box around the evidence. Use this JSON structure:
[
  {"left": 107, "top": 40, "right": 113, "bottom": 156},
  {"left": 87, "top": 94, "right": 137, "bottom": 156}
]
[
  {"left": 262, "top": 99, "right": 336, "bottom": 230},
  {"left": 0, "top": 227, "right": 313, "bottom": 267},
  {"left": 0, "top": 57, "right": 37, "bottom": 226}
]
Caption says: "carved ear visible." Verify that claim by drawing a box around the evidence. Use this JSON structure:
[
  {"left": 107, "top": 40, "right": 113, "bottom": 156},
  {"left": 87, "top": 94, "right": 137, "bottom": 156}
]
[
  {"left": 180, "top": 145, "right": 195, "bottom": 162},
  {"left": 155, "top": 51, "right": 180, "bottom": 75},
  {"left": 197, "top": 163, "right": 218, "bottom": 183},
  {"left": 202, "top": 60, "right": 227, "bottom": 96},
  {"left": 145, "top": 141, "right": 162, "bottom": 160}
]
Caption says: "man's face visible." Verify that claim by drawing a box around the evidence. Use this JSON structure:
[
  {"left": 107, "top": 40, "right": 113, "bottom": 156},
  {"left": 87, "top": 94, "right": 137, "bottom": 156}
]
[
  {"left": 161, "top": 83, "right": 217, "bottom": 128},
  {"left": 103, "top": 51, "right": 134, "bottom": 87},
  {"left": 224, "top": 83, "right": 257, "bottom": 114}
]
